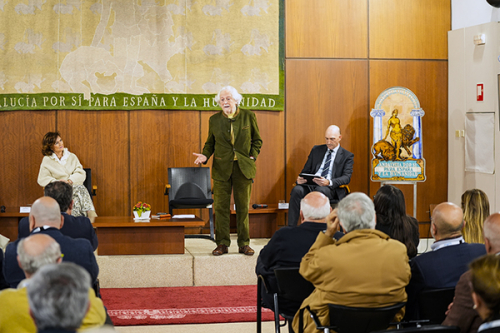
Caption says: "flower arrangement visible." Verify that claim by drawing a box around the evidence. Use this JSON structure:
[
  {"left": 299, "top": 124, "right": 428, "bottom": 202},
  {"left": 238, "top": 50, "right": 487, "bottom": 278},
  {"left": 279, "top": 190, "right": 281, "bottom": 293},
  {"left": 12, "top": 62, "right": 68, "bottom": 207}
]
[{"left": 133, "top": 201, "right": 151, "bottom": 217}]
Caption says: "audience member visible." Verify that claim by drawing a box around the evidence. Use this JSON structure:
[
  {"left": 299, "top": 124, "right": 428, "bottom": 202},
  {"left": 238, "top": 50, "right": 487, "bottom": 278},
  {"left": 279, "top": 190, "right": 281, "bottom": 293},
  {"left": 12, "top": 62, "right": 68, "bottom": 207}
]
[
  {"left": 374, "top": 184, "right": 420, "bottom": 258},
  {"left": 292, "top": 193, "right": 410, "bottom": 333},
  {"left": 18, "top": 181, "right": 98, "bottom": 250},
  {"left": 443, "top": 213, "right": 500, "bottom": 332},
  {"left": 288, "top": 125, "right": 354, "bottom": 226},
  {"left": 3, "top": 197, "right": 99, "bottom": 288},
  {"left": 0, "top": 234, "right": 106, "bottom": 332},
  {"left": 470, "top": 254, "right": 500, "bottom": 333},
  {"left": 462, "top": 189, "right": 490, "bottom": 244},
  {"left": 27, "top": 262, "right": 92, "bottom": 333},
  {"left": 256, "top": 192, "right": 343, "bottom": 314},
  {"left": 405, "top": 202, "right": 486, "bottom": 320}
]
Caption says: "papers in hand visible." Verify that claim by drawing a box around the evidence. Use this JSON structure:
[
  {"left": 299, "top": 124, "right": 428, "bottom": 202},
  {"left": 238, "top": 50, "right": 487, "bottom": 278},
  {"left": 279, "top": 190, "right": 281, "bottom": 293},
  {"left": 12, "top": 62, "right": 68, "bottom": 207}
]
[{"left": 172, "top": 214, "right": 195, "bottom": 219}]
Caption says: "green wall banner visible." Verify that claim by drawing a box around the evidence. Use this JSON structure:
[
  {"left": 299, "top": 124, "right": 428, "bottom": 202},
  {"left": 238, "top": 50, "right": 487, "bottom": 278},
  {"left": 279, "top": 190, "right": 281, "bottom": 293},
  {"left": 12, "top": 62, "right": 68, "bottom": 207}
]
[{"left": 0, "top": 0, "right": 284, "bottom": 111}]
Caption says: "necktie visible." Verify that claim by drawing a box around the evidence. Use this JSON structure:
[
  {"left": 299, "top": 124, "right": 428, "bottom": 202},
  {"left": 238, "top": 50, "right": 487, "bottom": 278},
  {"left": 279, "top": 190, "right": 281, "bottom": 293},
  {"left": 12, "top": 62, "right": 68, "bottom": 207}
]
[{"left": 321, "top": 150, "right": 332, "bottom": 178}]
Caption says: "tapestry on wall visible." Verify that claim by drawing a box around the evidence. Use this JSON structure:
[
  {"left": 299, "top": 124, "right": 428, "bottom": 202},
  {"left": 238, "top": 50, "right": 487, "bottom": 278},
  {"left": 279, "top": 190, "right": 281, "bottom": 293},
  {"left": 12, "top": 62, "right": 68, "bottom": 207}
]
[
  {"left": 370, "top": 87, "right": 426, "bottom": 182},
  {"left": 0, "top": 0, "right": 284, "bottom": 111}
]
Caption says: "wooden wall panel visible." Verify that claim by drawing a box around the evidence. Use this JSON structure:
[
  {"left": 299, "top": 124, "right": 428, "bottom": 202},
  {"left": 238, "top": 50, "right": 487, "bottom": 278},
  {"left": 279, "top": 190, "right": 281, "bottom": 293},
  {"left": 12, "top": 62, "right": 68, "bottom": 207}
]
[
  {"left": 252, "top": 111, "right": 285, "bottom": 204},
  {"left": 130, "top": 110, "right": 200, "bottom": 215},
  {"left": 286, "top": 0, "right": 368, "bottom": 58},
  {"left": 0, "top": 111, "right": 55, "bottom": 208},
  {"left": 285, "top": 59, "right": 370, "bottom": 200},
  {"left": 57, "top": 111, "right": 129, "bottom": 216},
  {"left": 369, "top": 60, "right": 448, "bottom": 221},
  {"left": 369, "top": 0, "right": 450, "bottom": 59}
]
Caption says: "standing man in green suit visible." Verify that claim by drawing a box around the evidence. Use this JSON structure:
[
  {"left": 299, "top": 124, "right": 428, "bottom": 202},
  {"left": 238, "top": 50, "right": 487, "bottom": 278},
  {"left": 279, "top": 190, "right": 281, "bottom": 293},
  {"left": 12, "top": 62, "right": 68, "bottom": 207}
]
[{"left": 193, "top": 86, "right": 263, "bottom": 256}]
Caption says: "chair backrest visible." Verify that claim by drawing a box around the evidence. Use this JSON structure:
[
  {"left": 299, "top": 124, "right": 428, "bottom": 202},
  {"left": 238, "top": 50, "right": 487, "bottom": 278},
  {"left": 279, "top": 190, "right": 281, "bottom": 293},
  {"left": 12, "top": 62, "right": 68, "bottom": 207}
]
[
  {"left": 418, "top": 288, "right": 455, "bottom": 324},
  {"left": 373, "top": 325, "right": 460, "bottom": 332},
  {"left": 168, "top": 167, "right": 211, "bottom": 200},
  {"left": 328, "top": 302, "right": 405, "bottom": 333},
  {"left": 274, "top": 267, "right": 315, "bottom": 303},
  {"left": 83, "top": 168, "right": 93, "bottom": 197}
]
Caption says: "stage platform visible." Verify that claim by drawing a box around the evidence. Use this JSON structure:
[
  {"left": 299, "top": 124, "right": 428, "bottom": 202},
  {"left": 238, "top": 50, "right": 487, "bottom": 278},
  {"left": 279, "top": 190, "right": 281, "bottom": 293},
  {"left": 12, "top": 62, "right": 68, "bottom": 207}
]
[
  {"left": 95, "top": 234, "right": 435, "bottom": 289},
  {"left": 96, "top": 235, "right": 269, "bottom": 288}
]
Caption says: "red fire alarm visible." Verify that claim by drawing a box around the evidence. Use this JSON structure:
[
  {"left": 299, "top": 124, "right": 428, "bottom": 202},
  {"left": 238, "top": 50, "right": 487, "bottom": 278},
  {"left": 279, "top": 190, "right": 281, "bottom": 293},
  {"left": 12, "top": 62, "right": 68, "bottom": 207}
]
[{"left": 477, "top": 83, "right": 484, "bottom": 101}]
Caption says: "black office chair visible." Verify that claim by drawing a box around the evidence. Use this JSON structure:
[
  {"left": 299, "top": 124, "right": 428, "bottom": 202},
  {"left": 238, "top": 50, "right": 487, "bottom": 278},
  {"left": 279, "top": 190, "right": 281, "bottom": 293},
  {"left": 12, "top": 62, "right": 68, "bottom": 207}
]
[
  {"left": 373, "top": 325, "right": 460, "bottom": 332},
  {"left": 418, "top": 288, "right": 455, "bottom": 325},
  {"left": 301, "top": 302, "right": 405, "bottom": 333},
  {"left": 83, "top": 168, "right": 97, "bottom": 198},
  {"left": 257, "top": 267, "right": 315, "bottom": 333},
  {"left": 165, "top": 167, "right": 214, "bottom": 240}
]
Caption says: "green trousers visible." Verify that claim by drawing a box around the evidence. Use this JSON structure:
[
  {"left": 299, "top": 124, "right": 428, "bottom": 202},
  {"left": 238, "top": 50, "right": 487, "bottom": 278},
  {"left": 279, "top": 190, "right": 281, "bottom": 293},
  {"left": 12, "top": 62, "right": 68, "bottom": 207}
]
[{"left": 213, "top": 162, "right": 252, "bottom": 247}]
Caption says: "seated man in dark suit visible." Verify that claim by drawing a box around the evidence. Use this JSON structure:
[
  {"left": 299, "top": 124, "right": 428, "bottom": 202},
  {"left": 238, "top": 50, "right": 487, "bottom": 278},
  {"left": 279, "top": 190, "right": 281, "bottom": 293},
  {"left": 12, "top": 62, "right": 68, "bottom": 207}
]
[
  {"left": 3, "top": 196, "right": 99, "bottom": 288},
  {"left": 18, "top": 181, "right": 98, "bottom": 250},
  {"left": 288, "top": 125, "right": 354, "bottom": 226},
  {"left": 405, "top": 202, "right": 486, "bottom": 320},
  {"left": 256, "top": 192, "right": 343, "bottom": 314}
]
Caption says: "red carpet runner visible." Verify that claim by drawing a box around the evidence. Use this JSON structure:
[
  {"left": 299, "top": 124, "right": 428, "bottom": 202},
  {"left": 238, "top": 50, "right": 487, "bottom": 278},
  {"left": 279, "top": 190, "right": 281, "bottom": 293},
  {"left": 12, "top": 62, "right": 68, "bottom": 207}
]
[{"left": 101, "top": 285, "right": 276, "bottom": 326}]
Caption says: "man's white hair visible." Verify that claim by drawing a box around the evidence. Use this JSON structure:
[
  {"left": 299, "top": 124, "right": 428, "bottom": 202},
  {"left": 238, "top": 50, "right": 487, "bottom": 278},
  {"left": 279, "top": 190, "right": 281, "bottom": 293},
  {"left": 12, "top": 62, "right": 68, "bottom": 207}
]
[
  {"left": 337, "top": 192, "right": 376, "bottom": 232},
  {"left": 214, "top": 86, "right": 243, "bottom": 104},
  {"left": 300, "top": 193, "right": 330, "bottom": 220}
]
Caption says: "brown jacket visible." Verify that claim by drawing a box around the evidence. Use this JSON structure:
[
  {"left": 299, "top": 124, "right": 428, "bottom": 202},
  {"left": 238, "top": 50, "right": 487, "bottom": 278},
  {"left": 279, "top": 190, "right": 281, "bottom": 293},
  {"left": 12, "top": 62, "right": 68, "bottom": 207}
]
[{"left": 293, "top": 229, "right": 411, "bottom": 333}]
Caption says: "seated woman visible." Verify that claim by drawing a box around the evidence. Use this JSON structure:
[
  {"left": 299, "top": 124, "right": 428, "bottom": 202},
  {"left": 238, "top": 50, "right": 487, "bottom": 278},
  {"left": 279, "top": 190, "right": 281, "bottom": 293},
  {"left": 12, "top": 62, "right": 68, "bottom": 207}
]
[
  {"left": 470, "top": 254, "right": 500, "bottom": 332},
  {"left": 462, "top": 189, "right": 490, "bottom": 244},
  {"left": 37, "top": 132, "right": 97, "bottom": 221},
  {"left": 373, "top": 184, "right": 419, "bottom": 259}
]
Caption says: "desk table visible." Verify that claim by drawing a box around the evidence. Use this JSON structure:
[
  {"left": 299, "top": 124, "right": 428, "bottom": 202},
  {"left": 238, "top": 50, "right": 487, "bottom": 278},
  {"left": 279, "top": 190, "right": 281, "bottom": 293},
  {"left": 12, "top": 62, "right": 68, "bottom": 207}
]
[
  {"left": 0, "top": 208, "right": 28, "bottom": 242},
  {"left": 230, "top": 204, "right": 288, "bottom": 238},
  {"left": 93, "top": 216, "right": 205, "bottom": 255}
]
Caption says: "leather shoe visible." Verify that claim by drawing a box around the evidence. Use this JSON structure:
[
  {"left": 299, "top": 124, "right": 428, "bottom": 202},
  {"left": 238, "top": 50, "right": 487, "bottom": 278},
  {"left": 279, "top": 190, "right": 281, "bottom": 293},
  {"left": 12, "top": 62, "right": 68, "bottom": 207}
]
[
  {"left": 212, "top": 244, "right": 228, "bottom": 256},
  {"left": 238, "top": 245, "right": 255, "bottom": 256}
]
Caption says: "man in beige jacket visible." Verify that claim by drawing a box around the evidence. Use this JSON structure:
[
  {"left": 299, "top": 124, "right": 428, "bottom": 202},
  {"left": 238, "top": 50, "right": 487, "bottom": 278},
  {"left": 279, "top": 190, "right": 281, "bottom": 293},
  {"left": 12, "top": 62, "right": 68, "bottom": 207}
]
[{"left": 292, "top": 192, "right": 411, "bottom": 333}]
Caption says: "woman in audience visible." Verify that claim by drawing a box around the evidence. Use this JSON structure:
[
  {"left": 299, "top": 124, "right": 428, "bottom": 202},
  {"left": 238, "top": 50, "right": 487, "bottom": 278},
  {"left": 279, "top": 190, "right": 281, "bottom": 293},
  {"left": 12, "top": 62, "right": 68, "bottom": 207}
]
[
  {"left": 462, "top": 189, "right": 490, "bottom": 244},
  {"left": 373, "top": 184, "right": 419, "bottom": 258},
  {"left": 37, "top": 131, "right": 97, "bottom": 220},
  {"left": 470, "top": 254, "right": 500, "bottom": 332}
]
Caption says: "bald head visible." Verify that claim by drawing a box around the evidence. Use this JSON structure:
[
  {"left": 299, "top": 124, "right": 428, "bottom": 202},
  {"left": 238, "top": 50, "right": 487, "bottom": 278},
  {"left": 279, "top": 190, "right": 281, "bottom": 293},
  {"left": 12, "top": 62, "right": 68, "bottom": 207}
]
[
  {"left": 300, "top": 192, "right": 331, "bottom": 222},
  {"left": 484, "top": 213, "right": 500, "bottom": 253},
  {"left": 325, "top": 125, "right": 342, "bottom": 150},
  {"left": 29, "top": 197, "right": 63, "bottom": 231},
  {"left": 17, "top": 234, "right": 61, "bottom": 277},
  {"left": 432, "top": 202, "right": 465, "bottom": 240}
]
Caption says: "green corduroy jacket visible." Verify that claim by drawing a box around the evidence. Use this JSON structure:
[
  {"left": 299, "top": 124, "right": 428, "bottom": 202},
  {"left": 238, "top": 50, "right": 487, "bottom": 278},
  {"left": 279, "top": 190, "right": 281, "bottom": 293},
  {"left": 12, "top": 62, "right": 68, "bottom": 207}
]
[{"left": 202, "top": 108, "right": 263, "bottom": 181}]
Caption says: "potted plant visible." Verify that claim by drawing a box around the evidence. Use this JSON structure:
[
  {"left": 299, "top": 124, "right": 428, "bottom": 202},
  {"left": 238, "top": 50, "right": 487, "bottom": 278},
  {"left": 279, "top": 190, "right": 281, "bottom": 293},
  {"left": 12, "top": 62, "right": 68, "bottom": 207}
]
[{"left": 133, "top": 201, "right": 151, "bottom": 219}]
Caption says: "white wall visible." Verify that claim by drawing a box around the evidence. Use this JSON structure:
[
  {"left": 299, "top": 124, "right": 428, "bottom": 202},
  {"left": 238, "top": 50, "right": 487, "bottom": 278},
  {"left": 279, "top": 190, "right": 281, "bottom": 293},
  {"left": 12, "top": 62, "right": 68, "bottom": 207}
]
[
  {"left": 452, "top": 0, "right": 500, "bottom": 30},
  {"left": 448, "top": 22, "right": 500, "bottom": 211}
]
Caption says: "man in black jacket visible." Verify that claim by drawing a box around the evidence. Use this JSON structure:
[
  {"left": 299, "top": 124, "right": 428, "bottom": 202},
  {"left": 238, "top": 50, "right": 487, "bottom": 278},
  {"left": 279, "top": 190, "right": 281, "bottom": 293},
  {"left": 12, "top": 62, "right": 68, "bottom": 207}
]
[
  {"left": 256, "top": 192, "right": 343, "bottom": 314},
  {"left": 288, "top": 125, "right": 354, "bottom": 226},
  {"left": 4, "top": 197, "right": 98, "bottom": 288},
  {"left": 18, "top": 181, "right": 98, "bottom": 250}
]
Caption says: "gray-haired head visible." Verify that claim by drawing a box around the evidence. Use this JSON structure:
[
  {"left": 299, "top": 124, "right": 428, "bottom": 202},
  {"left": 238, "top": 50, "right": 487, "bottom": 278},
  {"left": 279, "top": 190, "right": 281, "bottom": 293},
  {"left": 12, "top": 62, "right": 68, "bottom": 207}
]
[
  {"left": 27, "top": 262, "right": 91, "bottom": 330},
  {"left": 44, "top": 181, "right": 73, "bottom": 212},
  {"left": 337, "top": 192, "right": 376, "bottom": 232},
  {"left": 300, "top": 192, "right": 331, "bottom": 221},
  {"left": 214, "top": 86, "right": 243, "bottom": 104},
  {"left": 17, "top": 234, "right": 61, "bottom": 276}
]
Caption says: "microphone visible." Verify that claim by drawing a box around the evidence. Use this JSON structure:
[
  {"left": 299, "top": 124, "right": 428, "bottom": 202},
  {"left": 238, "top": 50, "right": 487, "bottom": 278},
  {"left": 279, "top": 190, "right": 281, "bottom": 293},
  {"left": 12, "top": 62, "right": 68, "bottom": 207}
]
[{"left": 252, "top": 204, "right": 268, "bottom": 209}]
